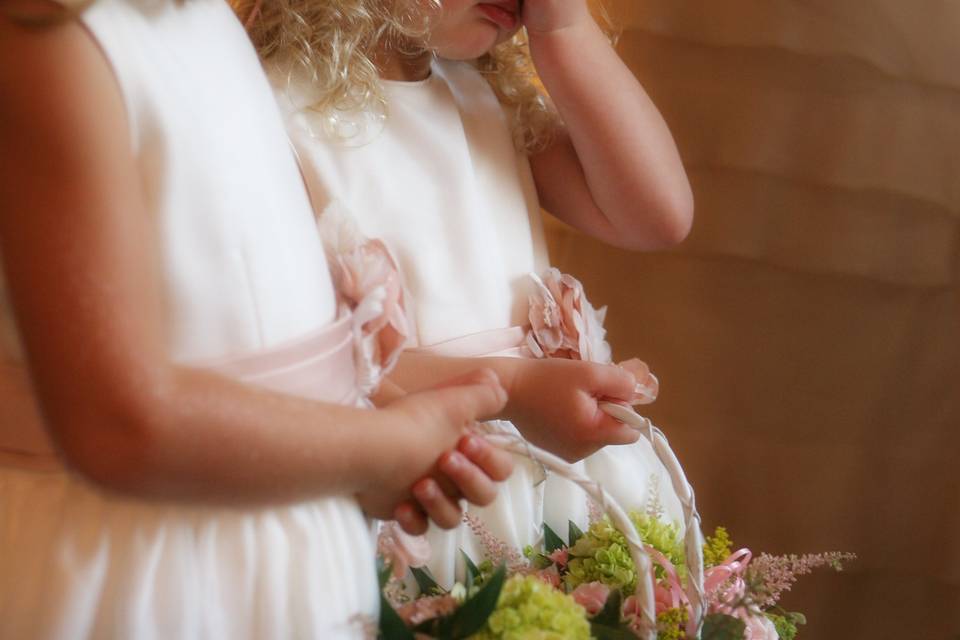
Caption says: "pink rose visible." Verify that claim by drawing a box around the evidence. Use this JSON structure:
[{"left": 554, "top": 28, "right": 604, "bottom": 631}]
[
  {"left": 526, "top": 268, "right": 611, "bottom": 364},
  {"left": 571, "top": 581, "right": 610, "bottom": 616},
  {"left": 653, "top": 583, "right": 676, "bottom": 614},
  {"left": 378, "top": 521, "right": 432, "bottom": 579},
  {"left": 621, "top": 594, "right": 644, "bottom": 632},
  {"left": 396, "top": 595, "right": 458, "bottom": 627},
  {"left": 548, "top": 547, "right": 569, "bottom": 568},
  {"left": 535, "top": 566, "right": 562, "bottom": 589}
]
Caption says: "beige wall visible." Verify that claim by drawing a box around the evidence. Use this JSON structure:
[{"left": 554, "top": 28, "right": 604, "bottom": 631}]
[{"left": 545, "top": 2, "right": 960, "bottom": 637}]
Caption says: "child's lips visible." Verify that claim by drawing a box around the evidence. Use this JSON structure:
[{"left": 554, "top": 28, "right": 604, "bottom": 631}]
[{"left": 477, "top": 2, "right": 519, "bottom": 30}]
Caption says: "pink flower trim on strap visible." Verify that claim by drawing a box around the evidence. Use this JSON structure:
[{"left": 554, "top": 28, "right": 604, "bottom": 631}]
[
  {"left": 526, "top": 268, "right": 612, "bottom": 364},
  {"left": 318, "top": 201, "right": 411, "bottom": 396},
  {"left": 525, "top": 268, "right": 658, "bottom": 404},
  {"left": 333, "top": 238, "right": 410, "bottom": 395}
]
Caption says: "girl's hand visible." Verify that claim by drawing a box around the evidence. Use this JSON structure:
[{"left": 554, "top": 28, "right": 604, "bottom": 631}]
[
  {"left": 522, "top": 0, "right": 593, "bottom": 36},
  {"left": 356, "top": 370, "right": 512, "bottom": 530},
  {"left": 505, "top": 357, "right": 645, "bottom": 462},
  {"left": 395, "top": 434, "right": 514, "bottom": 535}
]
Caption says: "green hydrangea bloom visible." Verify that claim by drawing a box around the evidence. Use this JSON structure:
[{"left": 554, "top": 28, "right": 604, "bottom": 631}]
[
  {"left": 702, "top": 527, "right": 734, "bottom": 567},
  {"left": 565, "top": 513, "right": 684, "bottom": 592},
  {"left": 631, "top": 513, "right": 685, "bottom": 577},
  {"left": 565, "top": 519, "right": 637, "bottom": 592},
  {"left": 656, "top": 607, "right": 689, "bottom": 640},
  {"left": 766, "top": 613, "right": 799, "bottom": 640},
  {"left": 470, "top": 575, "right": 590, "bottom": 640}
]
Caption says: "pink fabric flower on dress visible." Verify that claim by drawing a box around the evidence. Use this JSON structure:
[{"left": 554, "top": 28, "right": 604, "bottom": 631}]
[
  {"left": 571, "top": 581, "right": 611, "bottom": 616},
  {"left": 377, "top": 521, "right": 432, "bottom": 579},
  {"left": 526, "top": 268, "right": 612, "bottom": 364},
  {"left": 333, "top": 238, "right": 410, "bottom": 394}
]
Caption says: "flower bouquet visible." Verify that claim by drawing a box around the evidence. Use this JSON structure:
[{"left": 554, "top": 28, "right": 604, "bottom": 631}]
[
  {"left": 379, "top": 515, "right": 853, "bottom": 639},
  {"left": 376, "top": 268, "right": 853, "bottom": 639}
]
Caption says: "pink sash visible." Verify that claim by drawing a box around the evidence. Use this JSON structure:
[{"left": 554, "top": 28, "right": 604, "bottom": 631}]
[
  {"left": 0, "top": 312, "right": 359, "bottom": 471},
  {"left": 408, "top": 326, "right": 531, "bottom": 359}
]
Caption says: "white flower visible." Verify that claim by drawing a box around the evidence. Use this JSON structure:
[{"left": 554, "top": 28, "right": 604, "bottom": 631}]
[{"left": 744, "top": 611, "right": 779, "bottom": 640}]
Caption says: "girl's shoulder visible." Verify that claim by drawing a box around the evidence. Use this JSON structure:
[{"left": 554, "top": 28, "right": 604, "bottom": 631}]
[{"left": 431, "top": 58, "right": 493, "bottom": 96}]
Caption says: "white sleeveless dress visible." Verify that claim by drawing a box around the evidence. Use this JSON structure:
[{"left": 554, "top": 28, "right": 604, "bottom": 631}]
[
  {"left": 274, "top": 57, "right": 684, "bottom": 588},
  {"left": 0, "top": 0, "right": 377, "bottom": 637}
]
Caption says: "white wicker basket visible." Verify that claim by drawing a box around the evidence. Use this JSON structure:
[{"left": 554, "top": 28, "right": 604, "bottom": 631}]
[{"left": 483, "top": 403, "right": 705, "bottom": 639}]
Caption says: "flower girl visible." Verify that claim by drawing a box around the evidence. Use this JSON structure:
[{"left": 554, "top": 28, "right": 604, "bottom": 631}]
[
  {"left": 242, "top": 0, "right": 694, "bottom": 587},
  {"left": 0, "top": 0, "right": 514, "bottom": 636}
]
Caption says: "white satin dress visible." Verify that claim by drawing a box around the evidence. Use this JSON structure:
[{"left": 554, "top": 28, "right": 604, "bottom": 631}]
[
  {"left": 0, "top": 0, "right": 378, "bottom": 636},
  {"left": 275, "top": 57, "right": 685, "bottom": 588}
]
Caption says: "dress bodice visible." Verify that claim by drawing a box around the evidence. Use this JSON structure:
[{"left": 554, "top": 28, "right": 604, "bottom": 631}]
[
  {"left": 276, "top": 58, "right": 549, "bottom": 347},
  {"left": 0, "top": 0, "right": 337, "bottom": 364}
]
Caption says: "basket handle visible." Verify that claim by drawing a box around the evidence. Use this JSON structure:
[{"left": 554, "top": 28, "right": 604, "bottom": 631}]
[
  {"left": 599, "top": 402, "right": 706, "bottom": 636},
  {"left": 481, "top": 430, "right": 661, "bottom": 638}
]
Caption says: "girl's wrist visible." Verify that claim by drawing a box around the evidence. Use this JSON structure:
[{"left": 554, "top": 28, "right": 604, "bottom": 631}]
[{"left": 526, "top": 15, "right": 600, "bottom": 50}]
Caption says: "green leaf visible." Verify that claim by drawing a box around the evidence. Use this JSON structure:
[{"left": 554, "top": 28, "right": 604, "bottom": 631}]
[
  {"left": 440, "top": 564, "right": 506, "bottom": 638},
  {"left": 544, "top": 522, "right": 565, "bottom": 553},
  {"left": 412, "top": 617, "right": 442, "bottom": 636},
  {"left": 378, "top": 592, "right": 414, "bottom": 640},
  {"left": 590, "top": 589, "right": 622, "bottom": 627},
  {"left": 590, "top": 623, "right": 640, "bottom": 640},
  {"left": 410, "top": 566, "right": 442, "bottom": 597},
  {"left": 701, "top": 613, "right": 747, "bottom": 640},
  {"left": 461, "top": 550, "right": 481, "bottom": 591},
  {"left": 568, "top": 520, "right": 585, "bottom": 547}
]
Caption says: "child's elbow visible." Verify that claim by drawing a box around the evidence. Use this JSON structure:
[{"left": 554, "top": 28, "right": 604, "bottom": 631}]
[
  {"left": 619, "top": 188, "right": 694, "bottom": 251},
  {"left": 657, "top": 188, "right": 694, "bottom": 247},
  {"left": 53, "top": 389, "right": 169, "bottom": 496}
]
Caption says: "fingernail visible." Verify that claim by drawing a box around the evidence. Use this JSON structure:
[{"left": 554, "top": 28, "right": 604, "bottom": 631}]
[
  {"left": 415, "top": 481, "right": 435, "bottom": 500},
  {"left": 444, "top": 452, "right": 464, "bottom": 471},
  {"left": 632, "top": 373, "right": 659, "bottom": 403},
  {"left": 461, "top": 436, "right": 480, "bottom": 456}
]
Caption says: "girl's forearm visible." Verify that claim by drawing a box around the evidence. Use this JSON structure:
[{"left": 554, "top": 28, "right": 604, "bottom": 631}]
[
  {"left": 528, "top": 21, "right": 693, "bottom": 248},
  {"left": 51, "top": 364, "right": 408, "bottom": 505},
  {"left": 390, "top": 353, "right": 521, "bottom": 416}
]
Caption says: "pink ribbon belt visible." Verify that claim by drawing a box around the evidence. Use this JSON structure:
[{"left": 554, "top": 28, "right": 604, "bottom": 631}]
[
  {"left": 0, "top": 312, "right": 359, "bottom": 471},
  {"left": 408, "top": 326, "right": 531, "bottom": 359}
]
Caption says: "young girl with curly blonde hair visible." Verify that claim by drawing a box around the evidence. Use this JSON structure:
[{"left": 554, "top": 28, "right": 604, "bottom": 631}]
[{"left": 239, "top": 0, "right": 694, "bottom": 587}]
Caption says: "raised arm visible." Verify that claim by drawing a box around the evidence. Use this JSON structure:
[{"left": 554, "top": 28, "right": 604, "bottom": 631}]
[{"left": 524, "top": 0, "right": 693, "bottom": 250}]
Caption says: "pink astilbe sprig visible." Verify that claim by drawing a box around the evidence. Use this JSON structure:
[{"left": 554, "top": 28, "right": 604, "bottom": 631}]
[
  {"left": 463, "top": 513, "right": 526, "bottom": 571},
  {"left": 746, "top": 551, "right": 856, "bottom": 608}
]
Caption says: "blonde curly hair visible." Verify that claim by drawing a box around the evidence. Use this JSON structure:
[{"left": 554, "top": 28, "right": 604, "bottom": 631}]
[{"left": 233, "top": 0, "right": 616, "bottom": 154}]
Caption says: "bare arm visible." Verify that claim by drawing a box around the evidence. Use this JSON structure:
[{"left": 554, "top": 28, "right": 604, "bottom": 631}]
[
  {"left": 0, "top": 13, "right": 505, "bottom": 508},
  {"left": 390, "top": 352, "right": 644, "bottom": 461},
  {"left": 524, "top": 0, "right": 693, "bottom": 250}
]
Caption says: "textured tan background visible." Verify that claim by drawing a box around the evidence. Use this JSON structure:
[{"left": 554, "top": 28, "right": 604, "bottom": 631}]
[{"left": 544, "top": 2, "right": 960, "bottom": 637}]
